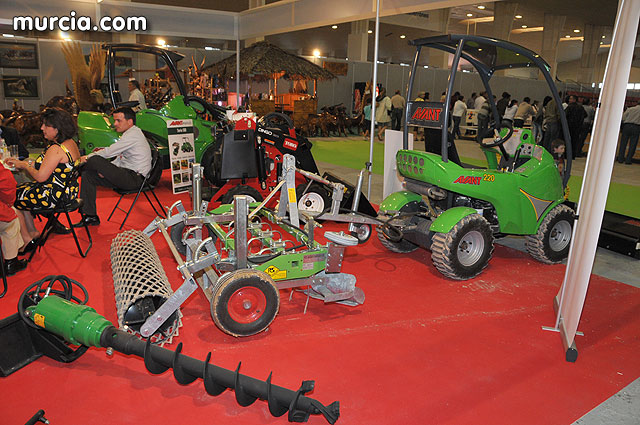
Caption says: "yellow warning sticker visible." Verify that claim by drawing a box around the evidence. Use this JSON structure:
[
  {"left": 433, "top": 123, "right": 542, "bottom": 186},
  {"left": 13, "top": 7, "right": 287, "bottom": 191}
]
[
  {"left": 34, "top": 313, "right": 45, "bottom": 328},
  {"left": 288, "top": 188, "right": 297, "bottom": 204},
  {"left": 264, "top": 265, "right": 287, "bottom": 280}
]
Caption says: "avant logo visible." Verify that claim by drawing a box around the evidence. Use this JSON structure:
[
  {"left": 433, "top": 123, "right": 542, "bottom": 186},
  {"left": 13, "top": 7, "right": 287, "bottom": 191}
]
[
  {"left": 411, "top": 107, "right": 442, "bottom": 121},
  {"left": 453, "top": 176, "right": 481, "bottom": 185}
]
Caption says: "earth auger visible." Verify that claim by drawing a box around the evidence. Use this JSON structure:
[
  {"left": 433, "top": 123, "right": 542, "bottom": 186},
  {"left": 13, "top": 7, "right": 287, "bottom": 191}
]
[{"left": 1, "top": 276, "right": 340, "bottom": 424}]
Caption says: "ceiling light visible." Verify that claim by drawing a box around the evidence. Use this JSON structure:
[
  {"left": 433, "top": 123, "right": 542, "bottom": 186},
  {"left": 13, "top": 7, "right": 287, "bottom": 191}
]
[
  {"left": 477, "top": 5, "right": 485, "bottom": 9},
  {"left": 466, "top": 13, "right": 473, "bottom": 17},
  {"left": 515, "top": 15, "right": 522, "bottom": 19},
  {"left": 460, "top": 16, "right": 494, "bottom": 24},
  {"left": 602, "top": 35, "right": 606, "bottom": 39},
  {"left": 600, "top": 41, "right": 604, "bottom": 44},
  {"left": 565, "top": 35, "right": 571, "bottom": 38},
  {"left": 521, "top": 25, "right": 527, "bottom": 29},
  {"left": 423, "top": 65, "right": 429, "bottom": 69},
  {"left": 561, "top": 36, "right": 584, "bottom": 42},
  {"left": 2, "top": 34, "right": 15, "bottom": 38},
  {"left": 400, "top": 35, "right": 406, "bottom": 39},
  {"left": 157, "top": 38, "right": 166, "bottom": 46},
  {"left": 573, "top": 29, "right": 580, "bottom": 33},
  {"left": 313, "top": 49, "right": 320, "bottom": 58},
  {"left": 478, "top": 48, "right": 483, "bottom": 51},
  {"left": 511, "top": 26, "right": 544, "bottom": 34},
  {"left": 367, "top": 30, "right": 373, "bottom": 34},
  {"left": 331, "top": 25, "right": 338, "bottom": 29}
]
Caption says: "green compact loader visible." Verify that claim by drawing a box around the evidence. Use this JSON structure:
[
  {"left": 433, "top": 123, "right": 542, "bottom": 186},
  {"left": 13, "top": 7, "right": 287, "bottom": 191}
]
[
  {"left": 377, "top": 35, "right": 575, "bottom": 280},
  {"left": 77, "top": 44, "right": 229, "bottom": 175}
]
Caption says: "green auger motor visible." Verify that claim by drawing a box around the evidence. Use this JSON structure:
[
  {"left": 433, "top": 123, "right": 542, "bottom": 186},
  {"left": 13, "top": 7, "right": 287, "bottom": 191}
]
[{"left": 1, "top": 276, "right": 340, "bottom": 424}]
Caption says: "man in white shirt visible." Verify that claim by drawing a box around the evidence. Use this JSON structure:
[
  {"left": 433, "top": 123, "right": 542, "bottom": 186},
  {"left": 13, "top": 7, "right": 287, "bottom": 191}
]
[
  {"left": 128, "top": 79, "right": 146, "bottom": 111},
  {"left": 452, "top": 95, "right": 467, "bottom": 139},
  {"left": 513, "top": 97, "right": 535, "bottom": 128},
  {"left": 617, "top": 100, "right": 640, "bottom": 164},
  {"left": 74, "top": 107, "right": 152, "bottom": 226},
  {"left": 474, "top": 91, "right": 487, "bottom": 110}
]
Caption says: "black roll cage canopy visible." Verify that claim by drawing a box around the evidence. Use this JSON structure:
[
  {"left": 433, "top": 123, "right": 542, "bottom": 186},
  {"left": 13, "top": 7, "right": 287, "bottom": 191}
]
[
  {"left": 403, "top": 34, "right": 571, "bottom": 185},
  {"left": 102, "top": 43, "right": 189, "bottom": 108}
]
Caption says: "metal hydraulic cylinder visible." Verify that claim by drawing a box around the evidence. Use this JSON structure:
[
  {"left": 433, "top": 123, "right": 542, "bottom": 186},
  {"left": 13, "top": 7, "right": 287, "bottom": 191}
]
[{"left": 25, "top": 296, "right": 112, "bottom": 348}]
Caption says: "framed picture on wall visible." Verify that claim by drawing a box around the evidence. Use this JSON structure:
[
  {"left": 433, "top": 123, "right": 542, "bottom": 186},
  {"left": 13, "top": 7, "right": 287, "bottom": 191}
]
[
  {"left": 3, "top": 75, "right": 39, "bottom": 98},
  {"left": 0, "top": 42, "right": 38, "bottom": 69}
]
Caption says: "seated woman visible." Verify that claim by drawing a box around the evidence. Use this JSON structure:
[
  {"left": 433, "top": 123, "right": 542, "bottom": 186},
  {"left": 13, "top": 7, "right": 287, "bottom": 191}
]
[{"left": 5, "top": 107, "right": 81, "bottom": 255}]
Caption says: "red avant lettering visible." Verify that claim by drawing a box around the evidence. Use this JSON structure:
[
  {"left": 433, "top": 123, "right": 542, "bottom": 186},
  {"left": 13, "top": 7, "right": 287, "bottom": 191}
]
[
  {"left": 454, "top": 175, "right": 482, "bottom": 185},
  {"left": 434, "top": 109, "right": 441, "bottom": 121},
  {"left": 411, "top": 108, "right": 424, "bottom": 120}
]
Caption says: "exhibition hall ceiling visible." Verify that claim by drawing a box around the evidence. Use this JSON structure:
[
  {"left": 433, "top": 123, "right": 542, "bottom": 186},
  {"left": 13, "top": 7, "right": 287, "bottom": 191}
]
[{"left": 0, "top": 0, "right": 633, "bottom": 66}]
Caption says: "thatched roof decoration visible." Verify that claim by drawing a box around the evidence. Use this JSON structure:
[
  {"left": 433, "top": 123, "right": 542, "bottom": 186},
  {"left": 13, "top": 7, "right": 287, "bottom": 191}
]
[{"left": 203, "top": 41, "right": 335, "bottom": 81}]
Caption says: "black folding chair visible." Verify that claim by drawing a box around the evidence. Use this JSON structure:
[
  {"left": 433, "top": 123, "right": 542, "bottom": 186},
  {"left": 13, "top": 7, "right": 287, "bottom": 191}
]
[
  {"left": 107, "top": 142, "right": 165, "bottom": 229},
  {"left": 0, "top": 240, "right": 6, "bottom": 298},
  {"left": 28, "top": 161, "right": 92, "bottom": 259}
]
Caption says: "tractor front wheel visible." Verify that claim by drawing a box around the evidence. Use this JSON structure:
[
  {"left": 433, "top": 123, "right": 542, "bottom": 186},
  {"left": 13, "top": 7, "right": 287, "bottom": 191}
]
[
  {"left": 431, "top": 214, "right": 494, "bottom": 280},
  {"left": 525, "top": 204, "right": 574, "bottom": 264},
  {"left": 210, "top": 270, "right": 280, "bottom": 337}
]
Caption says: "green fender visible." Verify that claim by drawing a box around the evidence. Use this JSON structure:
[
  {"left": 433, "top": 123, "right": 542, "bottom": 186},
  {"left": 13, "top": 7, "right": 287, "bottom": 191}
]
[
  {"left": 430, "top": 207, "right": 478, "bottom": 233},
  {"left": 379, "top": 191, "right": 423, "bottom": 213}
]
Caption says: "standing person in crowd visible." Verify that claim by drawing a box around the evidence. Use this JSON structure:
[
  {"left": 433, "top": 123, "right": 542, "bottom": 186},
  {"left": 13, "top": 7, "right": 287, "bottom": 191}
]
[
  {"left": 128, "top": 79, "right": 146, "bottom": 112},
  {"left": 474, "top": 91, "right": 487, "bottom": 110},
  {"left": 617, "top": 99, "right": 640, "bottom": 164},
  {"left": 375, "top": 87, "right": 392, "bottom": 141},
  {"left": 467, "top": 92, "right": 477, "bottom": 109},
  {"left": 363, "top": 97, "right": 372, "bottom": 139},
  {"left": 390, "top": 89, "right": 406, "bottom": 131},
  {"left": 0, "top": 163, "right": 27, "bottom": 275},
  {"left": 578, "top": 98, "right": 595, "bottom": 157},
  {"left": 476, "top": 96, "right": 491, "bottom": 143},
  {"left": 452, "top": 95, "right": 467, "bottom": 139},
  {"left": 513, "top": 97, "right": 535, "bottom": 128},
  {"left": 496, "top": 92, "right": 511, "bottom": 118},
  {"left": 542, "top": 95, "right": 560, "bottom": 153},
  {"left": 503, "top": 99, "right": 518, "bottom": 123},
  {"left": 565, "top": 95, "right": 587, "bottom": 159},
  {"left": 413, "top": 91, "right": 427, "bottom": 141},
  {"left": 74, "top": 107, "right": 152, "bottom": 227},
  {"left": 0, "top": 114, "right": 29, "bottom": 160},
  {"left": 5, "top": 108, "right": 82, "bottom": 252}
]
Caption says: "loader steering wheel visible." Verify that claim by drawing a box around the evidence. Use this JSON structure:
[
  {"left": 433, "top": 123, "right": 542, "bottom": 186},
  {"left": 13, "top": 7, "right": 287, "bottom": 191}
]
[
  {"left": 184, "top": 95, "right": 228, "bottom": 121},
  {"left": 258, "top": 112, "right": 294, "bottom": 130},
  {"left": 480, "top": 120, "right": 514, "bottom": 148}
]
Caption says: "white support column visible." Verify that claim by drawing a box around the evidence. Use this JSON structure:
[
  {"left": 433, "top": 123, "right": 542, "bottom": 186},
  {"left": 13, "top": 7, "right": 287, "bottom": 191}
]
[
  {"left": 347, "top": 20, "right": 369, "bottom": 62},
  {"left": 427, "top": 8, "right": 451, "bottom": 69},
  {"left": 244, "top": 0, "right": 266, "bottom": 47},
  {"left": 551, "top": 0, "right": 640, "bottom": 361},
  {"left": 492, "top": 1, "right": 518, "bottom": 41},
  {"left": 578, "top": 24, "right": 607, "bottom": 84},
  {"left": 540, "top": 14, "right": 567, "bottom": 81}
]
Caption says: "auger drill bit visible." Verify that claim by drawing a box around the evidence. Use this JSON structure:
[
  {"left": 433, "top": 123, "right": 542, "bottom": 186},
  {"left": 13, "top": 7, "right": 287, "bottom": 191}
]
[{"left": 25, "top": 296, "right": 340, "bottom": 424}]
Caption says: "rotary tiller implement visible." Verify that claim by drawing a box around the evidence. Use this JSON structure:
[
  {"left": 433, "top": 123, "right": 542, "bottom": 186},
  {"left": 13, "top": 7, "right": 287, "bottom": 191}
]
[
  {"left": 0, "top": 276, "right": 340, "bottom": 424},
  {"left": 141, "top": 158, "right": 365, "bottom": 339}
]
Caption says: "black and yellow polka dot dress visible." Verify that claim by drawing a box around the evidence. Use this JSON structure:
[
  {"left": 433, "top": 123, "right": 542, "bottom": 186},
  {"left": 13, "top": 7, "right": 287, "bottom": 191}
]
[{"left": 15, "top": 143, "right": 79, "bottom": 210}]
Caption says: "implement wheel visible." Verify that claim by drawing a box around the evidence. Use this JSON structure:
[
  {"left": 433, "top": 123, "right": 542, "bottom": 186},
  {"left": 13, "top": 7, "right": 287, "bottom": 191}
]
[
  {"left": 211, "top": 269, "right": 280, "bottom": 337},
  {"left": 431, "top": 214, "right": 494, "bottom": 280}
]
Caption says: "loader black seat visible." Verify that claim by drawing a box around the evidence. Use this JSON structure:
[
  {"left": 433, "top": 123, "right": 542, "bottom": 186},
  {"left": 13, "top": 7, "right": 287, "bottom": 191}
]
[
  {"left": 424, "top": 128, "right": 462, "bottom": 167},
  {"left": 220, "top": 129, "right": 259, "bottom": 180}
]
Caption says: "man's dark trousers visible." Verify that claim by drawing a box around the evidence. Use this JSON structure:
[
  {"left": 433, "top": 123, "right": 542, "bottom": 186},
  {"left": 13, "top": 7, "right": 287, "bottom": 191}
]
[
  {"left": 80, "top": 156, "right": 144, "bottom": 216},
  {"left": 391, "top": 108, "right": 403, "bottom": 131}
]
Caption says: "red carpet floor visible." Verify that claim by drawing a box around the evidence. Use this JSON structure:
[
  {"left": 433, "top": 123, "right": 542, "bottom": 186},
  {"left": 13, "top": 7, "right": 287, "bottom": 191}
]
[{"left": 1, "top": 171, "right": 639, "bottom": 425}]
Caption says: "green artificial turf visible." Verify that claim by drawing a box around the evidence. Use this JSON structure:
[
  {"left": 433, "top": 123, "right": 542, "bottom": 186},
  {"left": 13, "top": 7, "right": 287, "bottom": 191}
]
[{"left": 309, "top": 138, "right": 640, "bottom": 219}]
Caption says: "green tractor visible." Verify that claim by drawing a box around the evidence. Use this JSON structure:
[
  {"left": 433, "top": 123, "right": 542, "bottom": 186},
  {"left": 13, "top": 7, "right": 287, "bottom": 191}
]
[
  {"left": 77, "top": 44, "right": 229, "bottom": 176},
  {"left": 377, "top": 35, "right": 575, "bottom": 280}
]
